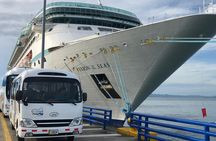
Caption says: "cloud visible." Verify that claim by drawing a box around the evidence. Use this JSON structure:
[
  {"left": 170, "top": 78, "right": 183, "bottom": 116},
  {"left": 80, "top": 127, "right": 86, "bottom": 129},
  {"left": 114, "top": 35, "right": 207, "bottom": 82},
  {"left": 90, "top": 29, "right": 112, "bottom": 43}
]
[
  {"left": 199, "top": 36, "right": 216, "bottom": 51},
  {"left": 0, "top": 0, "right": 41, "bottom": 14},
  {"left": 154, "top": 83, "right": 216, "bottom": 96},
  {"left": 154, "top": 61, "right": 216, "bottom": 96},
  {"left": 0, "top": 0, "right": 204, "bottom": 38},
  {"left": 0, "top": 0, "right": 216, "bottom": 97},
  {"left": 201, "top": 44, "right": 216, "bottom": 51},
  {"left": 141, "top": 7, "right": 194, "bottom": 23},
  {"left": 0, "top": 36, "right": 17, "bottom": 77},
  {"left": 164, "top": 61, "right": 216, "bottom": 85}
]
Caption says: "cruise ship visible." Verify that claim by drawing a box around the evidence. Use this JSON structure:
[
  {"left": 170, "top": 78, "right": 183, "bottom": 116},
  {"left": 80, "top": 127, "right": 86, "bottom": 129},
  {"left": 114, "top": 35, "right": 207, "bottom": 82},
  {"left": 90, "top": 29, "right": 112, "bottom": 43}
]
[{"left": 8, "top": 2, "right": 216, "bottom": 119}]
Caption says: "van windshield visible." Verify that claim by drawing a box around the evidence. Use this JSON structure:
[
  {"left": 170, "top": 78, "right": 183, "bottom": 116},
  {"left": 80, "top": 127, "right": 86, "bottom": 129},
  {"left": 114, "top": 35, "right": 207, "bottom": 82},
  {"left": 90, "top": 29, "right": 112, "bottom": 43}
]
[{"left": 22, "top": 77, "right": 82, "bottom": 103}]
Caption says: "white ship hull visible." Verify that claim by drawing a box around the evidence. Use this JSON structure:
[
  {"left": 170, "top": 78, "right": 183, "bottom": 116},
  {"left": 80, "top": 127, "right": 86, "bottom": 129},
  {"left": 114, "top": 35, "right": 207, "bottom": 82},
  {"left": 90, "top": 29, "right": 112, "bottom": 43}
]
[{"left": 10, "top": 14, "right": 216, "bottom": 120}]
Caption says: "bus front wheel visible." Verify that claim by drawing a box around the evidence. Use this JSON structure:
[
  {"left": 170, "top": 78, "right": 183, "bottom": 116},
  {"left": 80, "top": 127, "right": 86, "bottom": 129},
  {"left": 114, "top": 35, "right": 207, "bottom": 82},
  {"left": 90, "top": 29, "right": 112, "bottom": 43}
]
[
  {"left": 67, "top": 136, "right": 74, "bottom": 141},
  {"left": 17, "top": 136, "right": 24, "bottom": 141},
  {"left": 10, "top": 122, "right": 15, "bottom": 130}
]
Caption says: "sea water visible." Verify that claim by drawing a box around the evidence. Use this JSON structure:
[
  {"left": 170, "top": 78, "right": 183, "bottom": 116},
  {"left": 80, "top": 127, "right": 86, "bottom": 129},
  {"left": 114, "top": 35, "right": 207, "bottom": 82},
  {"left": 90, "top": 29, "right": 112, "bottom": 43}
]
[
  {"left": 136, "top": 96, "right": 216, "bottom": 122},
  {"left": 135, "top": 96, "right": 216, "bottom": 140}
]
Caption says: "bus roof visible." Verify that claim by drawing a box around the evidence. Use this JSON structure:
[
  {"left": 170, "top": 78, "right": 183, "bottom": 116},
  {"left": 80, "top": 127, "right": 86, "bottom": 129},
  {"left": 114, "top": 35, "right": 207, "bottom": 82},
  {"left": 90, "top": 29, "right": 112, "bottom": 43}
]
[
  {"left": 17, "top": 69, "right": 79, "bottom": 81},
  {"left": 5, "top": 67, "right": 30, "bottom": 77}
]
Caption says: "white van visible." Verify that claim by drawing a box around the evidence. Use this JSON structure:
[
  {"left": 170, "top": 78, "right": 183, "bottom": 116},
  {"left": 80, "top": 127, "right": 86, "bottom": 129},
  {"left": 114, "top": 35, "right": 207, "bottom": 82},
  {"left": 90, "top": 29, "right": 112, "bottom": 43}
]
[
  {"left": 0, "top": 67, "right": 28, "bottom": 117},
  {"left": 9, "top": 69, "right": 87, "bottom": 141}
]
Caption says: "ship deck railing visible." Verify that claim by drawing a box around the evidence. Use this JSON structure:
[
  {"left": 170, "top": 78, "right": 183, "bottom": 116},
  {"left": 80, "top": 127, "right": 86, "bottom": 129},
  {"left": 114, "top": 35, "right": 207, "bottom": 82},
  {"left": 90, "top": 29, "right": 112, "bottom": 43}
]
[
  {"left": 129, "top": 112, "right": 216, "bottom": 141},
  {"left": 83, "top": 106, "right": 112, "bottom": 130}
]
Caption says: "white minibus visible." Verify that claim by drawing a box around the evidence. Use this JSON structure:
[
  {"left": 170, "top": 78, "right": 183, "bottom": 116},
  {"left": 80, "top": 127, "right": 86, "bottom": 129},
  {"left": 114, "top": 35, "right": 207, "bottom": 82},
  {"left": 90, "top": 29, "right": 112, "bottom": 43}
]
[
  {"left": 0, "top": 67, "right": 28, "bottom": 117},
  {"left": 9, "top": 69, "right": 87, "bottom": 141}
]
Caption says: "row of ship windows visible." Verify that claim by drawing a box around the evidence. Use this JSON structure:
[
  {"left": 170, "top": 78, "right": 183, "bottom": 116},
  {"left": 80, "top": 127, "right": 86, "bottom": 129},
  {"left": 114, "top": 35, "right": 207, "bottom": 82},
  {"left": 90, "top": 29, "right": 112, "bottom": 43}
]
[
  {"left": 46, "top": 12, "right": 140, "bottom": 25},
  {"left": 44, "top": 7, "right": 140, "bottom": 24},
  {"left": 48, "top": 26, "right": 119, "bottom": 32},
  {"left": 33, "top": 58, "right": 46, "bottom": 66},
  {"left": 47, "top": 17, "right": 134, "bottom": 29},
  {"left": 77, "top": 26, "right": 119, "bottom": 32}
]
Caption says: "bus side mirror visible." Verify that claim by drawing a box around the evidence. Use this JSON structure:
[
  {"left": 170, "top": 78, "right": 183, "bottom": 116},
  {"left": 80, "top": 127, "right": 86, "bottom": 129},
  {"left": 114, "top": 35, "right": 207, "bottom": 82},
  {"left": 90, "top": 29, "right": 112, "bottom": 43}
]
[
  {"left": 83, "top": 92, "right": 87, "bottom": 102},
  {"left": 16, "top": 90, "right": 23, "bottom": 101}
]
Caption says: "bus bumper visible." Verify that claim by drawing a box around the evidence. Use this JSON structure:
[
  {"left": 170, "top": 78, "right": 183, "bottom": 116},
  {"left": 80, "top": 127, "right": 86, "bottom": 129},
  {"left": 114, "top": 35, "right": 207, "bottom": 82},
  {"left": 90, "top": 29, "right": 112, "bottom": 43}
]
[{"left": 17, "top": 126, "right": 82, "bottom": 138}]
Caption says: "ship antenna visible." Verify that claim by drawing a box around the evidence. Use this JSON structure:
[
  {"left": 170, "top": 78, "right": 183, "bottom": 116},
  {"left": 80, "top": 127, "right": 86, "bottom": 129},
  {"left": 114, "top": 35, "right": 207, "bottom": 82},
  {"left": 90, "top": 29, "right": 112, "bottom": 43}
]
[{"left": 98, "top": 0, "right": 103, "bottom": 6}]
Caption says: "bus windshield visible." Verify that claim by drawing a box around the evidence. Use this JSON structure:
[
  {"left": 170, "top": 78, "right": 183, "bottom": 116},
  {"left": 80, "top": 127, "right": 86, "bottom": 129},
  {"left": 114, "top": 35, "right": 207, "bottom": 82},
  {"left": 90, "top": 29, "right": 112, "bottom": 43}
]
[
  {"left": 22, "top": 77, "right": 82, "bottom": 103},
  {"left": 6, "top": 75, "right": 18, "bottom": 100}
]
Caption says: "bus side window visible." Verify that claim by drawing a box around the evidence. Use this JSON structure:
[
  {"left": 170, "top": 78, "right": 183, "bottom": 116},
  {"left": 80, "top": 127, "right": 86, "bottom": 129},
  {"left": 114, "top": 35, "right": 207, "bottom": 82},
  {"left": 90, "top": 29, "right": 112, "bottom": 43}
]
[
  {"left": 1, "top": 76, "right": 6, "bottom": 86},
  {"left": 17, "top": 78, "right": 21, "bottom": 90},
  {"left": 11, "top": 81, "right": 16, "bottom": 100},
  {"left": 11, "top": 78, "right": 21, "bottom": 100}
]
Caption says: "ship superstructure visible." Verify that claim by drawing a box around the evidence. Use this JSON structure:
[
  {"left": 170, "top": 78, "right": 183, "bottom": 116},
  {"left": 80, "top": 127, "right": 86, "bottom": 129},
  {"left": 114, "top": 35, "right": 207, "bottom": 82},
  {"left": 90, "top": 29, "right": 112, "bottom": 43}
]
[
  {"left": 8, "top": 2, "right": 141, "bottom": 69},
  {"left": 8, "top": 2, "right": 216, "bottom": 119}
]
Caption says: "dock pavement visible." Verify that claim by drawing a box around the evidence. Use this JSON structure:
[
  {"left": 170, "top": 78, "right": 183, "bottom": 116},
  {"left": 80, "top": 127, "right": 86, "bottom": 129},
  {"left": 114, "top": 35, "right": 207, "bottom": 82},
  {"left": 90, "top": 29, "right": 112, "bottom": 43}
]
[{"left": 0, "top": 113, "right": 135, "bottom": 141}]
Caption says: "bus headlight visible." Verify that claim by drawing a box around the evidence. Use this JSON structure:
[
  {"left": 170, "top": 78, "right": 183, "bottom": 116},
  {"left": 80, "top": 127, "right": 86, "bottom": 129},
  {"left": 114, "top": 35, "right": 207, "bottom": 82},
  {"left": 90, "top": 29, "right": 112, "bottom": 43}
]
[
  {"left": 70, "top": 117, "right": 82, "bottom": 126},
  {"left": 20, "top": 119, "right": 37, "bottom": 128}
]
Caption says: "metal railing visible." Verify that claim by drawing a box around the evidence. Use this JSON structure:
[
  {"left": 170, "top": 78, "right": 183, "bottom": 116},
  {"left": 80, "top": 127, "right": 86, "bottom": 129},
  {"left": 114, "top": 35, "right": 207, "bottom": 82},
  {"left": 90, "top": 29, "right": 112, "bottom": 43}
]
[
  {"left": 83, "top": 106, "right": 112, "bottom": 129},
  {"left": 130, "top": 112, "right": 216, "bottom": 141}
]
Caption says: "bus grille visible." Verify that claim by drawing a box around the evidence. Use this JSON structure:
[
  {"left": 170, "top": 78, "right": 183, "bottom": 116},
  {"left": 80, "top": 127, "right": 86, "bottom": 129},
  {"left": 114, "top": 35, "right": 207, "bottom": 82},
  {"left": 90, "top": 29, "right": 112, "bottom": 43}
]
[{"left": 33, "top": 119, "right": 72, "bottom": 127}]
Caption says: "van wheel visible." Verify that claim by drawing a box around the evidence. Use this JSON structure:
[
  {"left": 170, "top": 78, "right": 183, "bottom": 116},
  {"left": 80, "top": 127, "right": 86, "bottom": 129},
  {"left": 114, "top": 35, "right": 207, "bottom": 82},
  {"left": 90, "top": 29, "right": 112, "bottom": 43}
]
[
  {"left": 67, "top": 136, "right": 74, "bottom": 141},
  {"left": 16, "top": 130, "right": 24, "bottom": 141},
  {"left": 17, "top": 136, "right": 24, "bottom": 141},
  {"left": 3, "top": 114, "right": 7, "bottom": 118}
]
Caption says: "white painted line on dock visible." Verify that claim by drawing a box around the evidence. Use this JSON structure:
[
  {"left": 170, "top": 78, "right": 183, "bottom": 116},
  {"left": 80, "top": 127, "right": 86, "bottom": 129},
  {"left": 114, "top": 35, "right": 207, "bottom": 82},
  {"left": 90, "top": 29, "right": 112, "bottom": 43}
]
[
  {"left": 83, "top": 128, "right": 103, "bottom": 131},
  {"left": 76, "top": 133, "right": 121, "bottom": 138}
]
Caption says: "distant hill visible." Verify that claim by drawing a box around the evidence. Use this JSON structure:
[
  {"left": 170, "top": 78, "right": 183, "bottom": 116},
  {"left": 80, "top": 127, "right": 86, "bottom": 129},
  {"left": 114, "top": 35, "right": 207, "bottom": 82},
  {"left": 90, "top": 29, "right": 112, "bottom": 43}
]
[{"left": 150, "top": 94, "right": 216, "bottom": 98}]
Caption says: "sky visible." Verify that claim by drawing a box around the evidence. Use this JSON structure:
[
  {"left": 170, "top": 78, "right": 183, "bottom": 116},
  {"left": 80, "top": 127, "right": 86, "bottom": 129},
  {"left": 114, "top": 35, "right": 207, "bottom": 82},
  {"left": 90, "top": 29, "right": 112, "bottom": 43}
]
[{"left": 0, "top": 0, "right": 216, "bottom": 96}]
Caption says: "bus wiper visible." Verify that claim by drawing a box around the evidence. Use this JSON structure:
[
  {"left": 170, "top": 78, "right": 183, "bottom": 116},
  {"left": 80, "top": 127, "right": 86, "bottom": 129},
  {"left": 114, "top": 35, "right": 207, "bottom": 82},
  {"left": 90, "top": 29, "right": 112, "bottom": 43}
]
[
  {"left": 46, "top": 100, "right": 54, "bottom": 106},
  {"left": 71, "top": 102, "right": 76, "bottom": 106},
  {"left": 71, "top": 100, "right": 76, "bottom": 105},
  {"left": 47, "top": 102, "right": 54, "bottom": 106}
]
